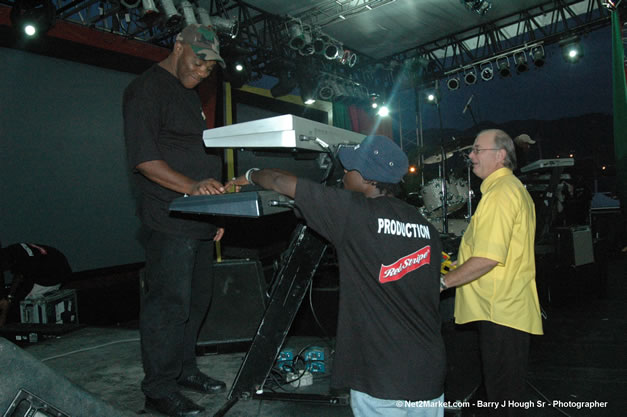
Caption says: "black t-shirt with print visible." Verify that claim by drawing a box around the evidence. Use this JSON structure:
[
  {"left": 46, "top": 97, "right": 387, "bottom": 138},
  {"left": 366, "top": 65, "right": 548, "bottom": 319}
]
[
  {"left": 295, "top": 179, "right": 446, "bottom": 401},
  {"left": 123, "top": 65, "right": 221, "bottom": 239}
]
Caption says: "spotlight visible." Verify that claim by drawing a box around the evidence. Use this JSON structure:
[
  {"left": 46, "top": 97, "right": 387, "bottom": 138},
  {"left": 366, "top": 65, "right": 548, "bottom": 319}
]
[
  {"left": 426, "top": 90, "right": 440, "bottom": 104},
  {"left": 496, "top": 57, "right": 511, "bottom": 77},
  {"left": 530, "top": 46, "right": 545, "bottom": 67},
  {"left": 287, "top": 19, "right": 305, "bottom": 50},
  {"left": 447, "top": 76, "right": 460, "bottom": 91},
  {"left": 560, "top": 37, "right": 583, "bottom": 63},
  {"left": 313, "top": 33, "right": 329, "bottom": 55},
  {"left": 10, "top": 0, "right": 56, "bottom": 37},
  {"left": 324, "top": 41, "right": 341, "bottom": 60},
  {"left": 513, "top": 52, "right": 528, "bottom": 73},
  {"left": 141, "top": 0, "right": 159, "bottom": 17},
  {"left": 158, "top": 0, "right": 182, "bottom": 28},
  {"left": 370, "top": 94, "right": 380, "bottom": 109},
  {"left": 460, "top": 0, "right": 492, "bottom": 16},
  {"left": 298, "top": 76, "right": 317, "bottom": 105},
  {"left": 480, "top": 62, "right": 494, "bottom": 81},
  {"left": 299, "top": 25, "right": 315, "bottom": 56},
  {"left": 317, "top": 78, "right": 336, "bottom": 101},
  {"left": 603, "top": 0, "right": 622, "bottom": 10},
  {"left": 464, "top": 68, "right": 477, "bottom": 85},
  {"left": 337, "top": 49, "right": 357, "bottom": 67},
  {"left": 377, "top": 105, "right": 390, "bottom": 117},
  {"left": 179, "top": 1, "right": 197, "bottom": 25},
  {"left": 212, "top": 16, "right": 239, "bottom": 39}
]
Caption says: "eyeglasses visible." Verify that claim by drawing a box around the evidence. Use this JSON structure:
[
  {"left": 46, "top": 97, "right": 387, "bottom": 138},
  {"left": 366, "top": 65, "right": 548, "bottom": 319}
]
[{"left": 469, "top": 147, "right": 500, "bottom": 154}]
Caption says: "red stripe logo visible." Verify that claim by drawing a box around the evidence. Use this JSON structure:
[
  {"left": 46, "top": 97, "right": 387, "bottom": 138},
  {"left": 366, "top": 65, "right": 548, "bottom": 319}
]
[{"left": 379, "top": 246, "right": 431, "bottom": 284}]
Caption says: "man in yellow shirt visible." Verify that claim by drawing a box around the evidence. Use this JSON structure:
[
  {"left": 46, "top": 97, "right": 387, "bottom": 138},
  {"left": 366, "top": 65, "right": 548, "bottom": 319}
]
[{"left": 441, "top": 129, "right": 543, "bottom": 417}]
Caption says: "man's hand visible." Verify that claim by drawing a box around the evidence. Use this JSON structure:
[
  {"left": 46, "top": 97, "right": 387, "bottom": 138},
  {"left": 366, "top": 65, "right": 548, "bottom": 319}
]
[
  {"left": 225, "top": 175, "right": 248, "bottom": 190},
  {"left": 190, "top": 178, "right": 226, "bottom": 195},
  {"left": 214, "top": 227, "right": 225, "bottom": 242}
]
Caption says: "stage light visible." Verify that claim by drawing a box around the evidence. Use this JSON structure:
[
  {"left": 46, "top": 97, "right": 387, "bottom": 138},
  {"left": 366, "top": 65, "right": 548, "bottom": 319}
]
[
  {"left": 464, "top": 68, "right": 477, "bottom": 85},
  {"left": 496, "top": 57, "right": 511, "bottom": 77},
  {"left": 377, "top": 105, "right": 390, "bottom": 117},
  {"left": 370, "top": 94, "right": 380, "bottom": 109},
  {"left": 530, "top": 46, "right": 545, "bottom": 67},
  {"left": 179, "top": 1, "right": 197, "bottom": 25},
  {"left": 313, "top": 34, "right": 330, "bottom": 55},
  {"left": 480, "top": 62, "right": 494, "bottom": 81},
  {"left": 324, "top": 41, "right": 341, "bottom": 60},
  {"left": 317, "top": 78, "right": 336, "bottom": 101},
  {"left": 10, "top": 0, "right": 56, "bottom": 37},
  {"left": 287, "top": 19, "right": 305, "bottom": 50},
  {"left": 141, "top": 0, "right": 159, "bottom": 17},
  {"left": 298, "top": 77, "right": 317, "bottom": 105},
  {"left": 298, "top": 25, "right": 315, "bottom": 56},
  {"left": 212, "top": 16, "right": 239, "bottom": 39},
  {"left": 337, "top": 49, "right": 357, "bottom": 67},
  {"left": 447, "top": 76, "right": 460, "bottom": 91},
  {"left": 460, "top": 0, "right": 492, "bottom": 16},
  {"left": 513, "top": 52, "right": 528, "bottom": 73},
  {"left": 602, "top": 0, "right": 622, "bottom": 10},
  {"left": 561, "top": 38, "right": 583, "bottom": 63},
  {"left": 426, "top": 90, "right": 440, "bottom": 104},
  {"left": 158, "top": 0, "right": 182, "bottom": 28}
]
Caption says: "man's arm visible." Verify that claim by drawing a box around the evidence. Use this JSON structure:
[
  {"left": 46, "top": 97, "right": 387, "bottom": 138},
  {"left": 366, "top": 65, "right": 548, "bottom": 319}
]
[
  {"left": 137, "top": 160, "right": 225, "bottom": 195},
  {"left": 441, "top": 256, "right": 498, "bottom": 291},
  {"left": 226, "top": 168, "right": 298, "bottom": 198}
]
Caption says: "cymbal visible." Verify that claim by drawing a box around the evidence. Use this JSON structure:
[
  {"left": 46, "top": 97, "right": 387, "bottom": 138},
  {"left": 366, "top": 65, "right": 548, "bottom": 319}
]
[{"left": 424, "top": 152, "right": 454, "bottom": 164}]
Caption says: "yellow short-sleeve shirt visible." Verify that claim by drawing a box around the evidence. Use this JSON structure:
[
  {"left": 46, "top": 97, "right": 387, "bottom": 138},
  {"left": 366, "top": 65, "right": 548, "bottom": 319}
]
[{"left": 454, "top": 168, "right": 543, "bottom": 335}]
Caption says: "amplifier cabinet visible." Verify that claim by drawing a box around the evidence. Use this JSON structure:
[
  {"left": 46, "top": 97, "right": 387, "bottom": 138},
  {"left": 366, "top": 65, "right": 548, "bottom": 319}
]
[{"left": 197, "top": 259, "right": 267, "bottom": 348}]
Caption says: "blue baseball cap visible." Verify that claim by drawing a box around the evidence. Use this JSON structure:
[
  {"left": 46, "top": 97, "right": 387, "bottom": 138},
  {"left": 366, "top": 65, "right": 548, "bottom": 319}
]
[{"left": 338, "top": 135, "right": 409, "bottom": 184}]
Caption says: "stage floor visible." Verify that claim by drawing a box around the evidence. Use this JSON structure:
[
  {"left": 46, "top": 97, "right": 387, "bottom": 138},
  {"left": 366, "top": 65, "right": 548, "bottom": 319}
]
[{"left": 2, "top": 254, "right": 626, "bottom": 417}]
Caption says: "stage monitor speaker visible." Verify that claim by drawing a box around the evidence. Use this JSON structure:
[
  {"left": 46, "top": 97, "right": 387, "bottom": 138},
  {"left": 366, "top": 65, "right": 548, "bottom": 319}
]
[
  {"left": 197, "top": 259, "right": 267, "bottom": 350},
  {"left": 0, "top": 338, "right": 134, "bottom": 417}
]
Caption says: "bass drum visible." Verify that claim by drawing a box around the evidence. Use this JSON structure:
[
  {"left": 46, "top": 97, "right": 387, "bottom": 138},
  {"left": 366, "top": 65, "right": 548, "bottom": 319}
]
[
  {"left": 428, "top": 217, "right": 470, "bottom": 237},
  {"left": 420, "top": 178, "right": 465, "bottom": 216}
]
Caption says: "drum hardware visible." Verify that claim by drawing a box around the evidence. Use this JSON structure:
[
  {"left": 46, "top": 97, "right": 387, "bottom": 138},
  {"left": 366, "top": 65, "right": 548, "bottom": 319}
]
[{"left": 420, "top": 143, "right": 474, "bottom": 235}]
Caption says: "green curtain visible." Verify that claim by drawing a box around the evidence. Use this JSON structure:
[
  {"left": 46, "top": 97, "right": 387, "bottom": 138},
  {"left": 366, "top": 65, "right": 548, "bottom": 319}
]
[
  {"left": 332, "top": 101, "right": 352, "bottom": 130},
  {"left": 611, "top": 11, "right": 627, "bottom": 211}
]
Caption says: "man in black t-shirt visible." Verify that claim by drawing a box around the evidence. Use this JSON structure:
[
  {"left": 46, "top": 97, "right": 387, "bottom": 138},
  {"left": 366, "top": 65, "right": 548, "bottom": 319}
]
[
  {"left": 0, "top": 242, "right": 72, "bottom": 327},
  {"left": 123, "top": 24, "right": 228, "bottom": 417},
  {"left": 227, "top": 135, "right": 446, "bottom": 417}
]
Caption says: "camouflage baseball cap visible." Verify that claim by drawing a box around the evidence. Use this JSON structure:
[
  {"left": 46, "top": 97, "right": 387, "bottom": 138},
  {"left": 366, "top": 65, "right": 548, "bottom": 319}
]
[{"left": 176, "top": 24, "right": 226, "bottom": 69}]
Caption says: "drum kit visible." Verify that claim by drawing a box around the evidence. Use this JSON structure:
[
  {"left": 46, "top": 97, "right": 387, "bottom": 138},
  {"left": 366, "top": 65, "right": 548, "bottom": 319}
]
[{"left": 416, "top": 143, "right": 474, "bottom": 237}]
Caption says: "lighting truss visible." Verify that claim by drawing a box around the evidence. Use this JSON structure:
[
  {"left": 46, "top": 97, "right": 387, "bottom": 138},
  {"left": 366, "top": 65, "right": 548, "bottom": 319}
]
[{"left": 293, "top": 0, "right": 397, "bottom": 28}]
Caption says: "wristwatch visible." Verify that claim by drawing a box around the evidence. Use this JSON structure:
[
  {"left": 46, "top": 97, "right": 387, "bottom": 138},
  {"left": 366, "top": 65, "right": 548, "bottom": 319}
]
[{"left": 440, "top": 276, "right": 448, "bottom": 291}]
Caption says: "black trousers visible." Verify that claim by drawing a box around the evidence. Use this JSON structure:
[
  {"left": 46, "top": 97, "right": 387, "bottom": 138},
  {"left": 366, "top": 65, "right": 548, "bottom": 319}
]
[
  {"left": 478, "top": 321, "right": 530, "bottom": 417},
  {"left": 139, "top": 230, "right": 215, "bottom": 398}
]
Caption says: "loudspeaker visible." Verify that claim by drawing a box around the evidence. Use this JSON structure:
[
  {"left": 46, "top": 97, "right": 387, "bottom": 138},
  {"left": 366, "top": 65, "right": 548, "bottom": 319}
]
[
  {"left": 0, "top": 338, "right": 133, "bottom": 417},
  {"left": 197, "top": 259, "right": 267, "bottom": 350}
]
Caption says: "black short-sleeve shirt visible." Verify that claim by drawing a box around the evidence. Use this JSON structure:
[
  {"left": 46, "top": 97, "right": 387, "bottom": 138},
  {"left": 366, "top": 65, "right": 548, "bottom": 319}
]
[
  {"left": 294, "top": 179, "right": 446, "bottom": 401},
  {"left": 123, "top": 65, "right": 221, "bottom": 238}
]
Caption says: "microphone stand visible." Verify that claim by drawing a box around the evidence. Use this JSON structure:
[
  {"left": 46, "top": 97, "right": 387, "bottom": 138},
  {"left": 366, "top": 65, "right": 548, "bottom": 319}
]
[{"left": 437, "top": 99, "right": 448, "bottom": 235}]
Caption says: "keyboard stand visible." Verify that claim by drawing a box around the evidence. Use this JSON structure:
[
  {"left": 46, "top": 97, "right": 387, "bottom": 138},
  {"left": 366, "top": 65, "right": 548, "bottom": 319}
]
[{"left": 213, "top": 224, "right": 348, "bottom": 417}]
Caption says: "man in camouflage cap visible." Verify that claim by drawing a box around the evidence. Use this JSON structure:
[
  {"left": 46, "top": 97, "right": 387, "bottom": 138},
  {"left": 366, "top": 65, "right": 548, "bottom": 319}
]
[
  {"left": 176, "top": 23, "right": 226, "bottom": 69},
  {"left": 123, "top": 23, "right": 228, "bottom": 417}
]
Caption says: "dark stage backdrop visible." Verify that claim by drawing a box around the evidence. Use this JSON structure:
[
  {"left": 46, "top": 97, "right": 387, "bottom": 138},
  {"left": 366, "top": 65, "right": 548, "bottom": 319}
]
[{"left": 0, "top": 46, "right": 142, "bottom": 271}]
